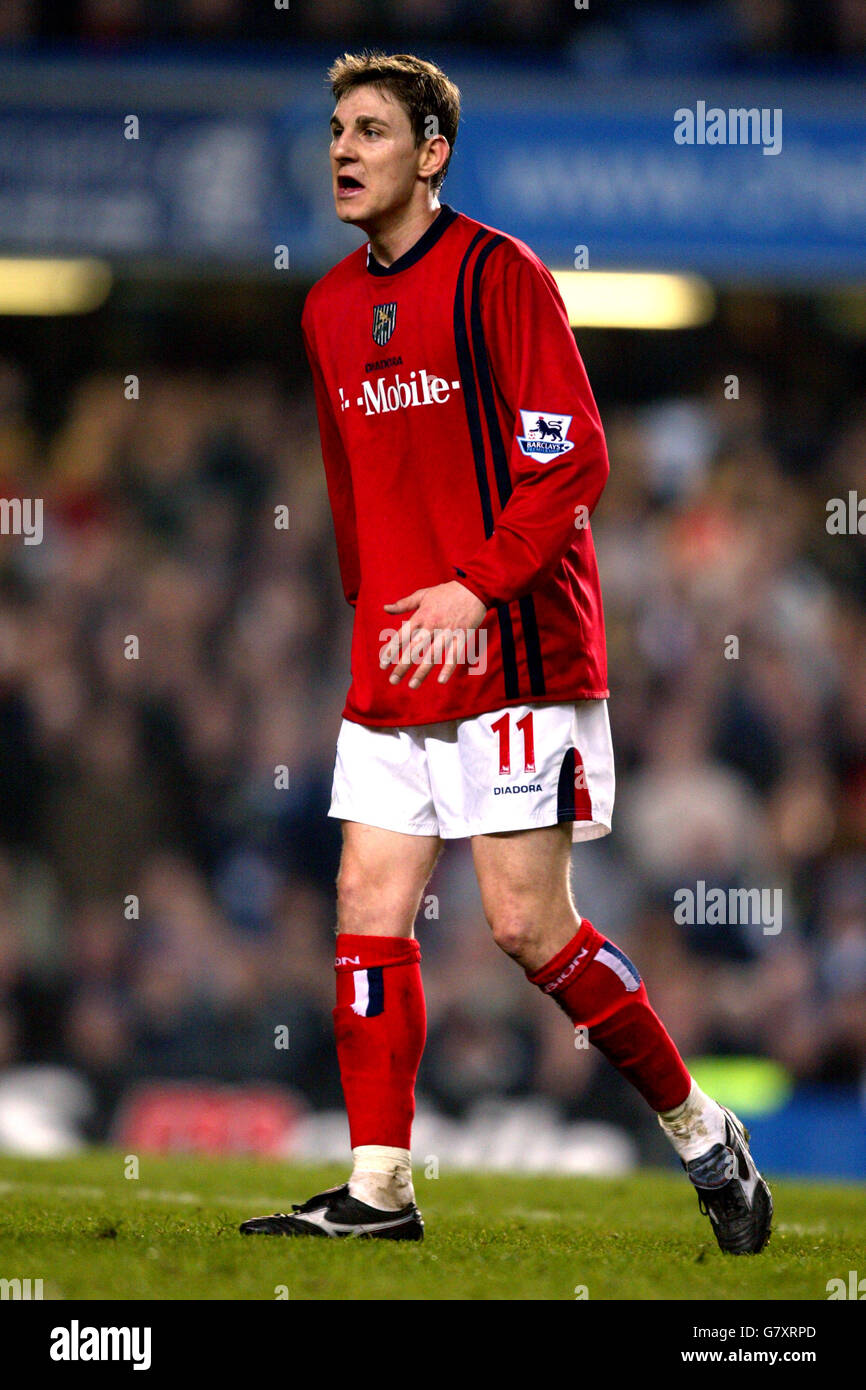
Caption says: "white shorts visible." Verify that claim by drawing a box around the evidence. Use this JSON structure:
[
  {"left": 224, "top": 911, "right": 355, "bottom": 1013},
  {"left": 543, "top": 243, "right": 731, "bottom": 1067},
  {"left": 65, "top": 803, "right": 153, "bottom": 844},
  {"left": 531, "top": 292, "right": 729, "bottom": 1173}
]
[{"left": 328, "top": 699, "right": 614, "bottom": 842}]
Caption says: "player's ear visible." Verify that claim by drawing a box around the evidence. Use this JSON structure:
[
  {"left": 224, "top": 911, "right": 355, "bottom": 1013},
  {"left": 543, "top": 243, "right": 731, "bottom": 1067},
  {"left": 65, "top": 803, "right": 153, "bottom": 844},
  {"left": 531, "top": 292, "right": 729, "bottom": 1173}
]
[{"left": 418, "top": 134, "right": 449, "bottom": 186}]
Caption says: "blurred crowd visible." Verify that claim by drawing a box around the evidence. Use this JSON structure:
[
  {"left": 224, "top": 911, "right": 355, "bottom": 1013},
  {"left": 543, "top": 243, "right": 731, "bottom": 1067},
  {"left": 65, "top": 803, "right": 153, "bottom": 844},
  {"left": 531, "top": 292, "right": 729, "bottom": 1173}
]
[
  {"left": 0, "top": 285, "right": 864, "bottom": 1155},
  {"left": 2, "top": 0, "right": 866, "bottom": 66}
]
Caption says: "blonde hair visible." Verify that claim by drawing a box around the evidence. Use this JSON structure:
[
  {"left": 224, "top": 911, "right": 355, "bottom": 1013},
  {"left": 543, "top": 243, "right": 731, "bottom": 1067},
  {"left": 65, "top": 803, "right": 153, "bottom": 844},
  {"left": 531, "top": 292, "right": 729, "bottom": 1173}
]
[{"left": 328, "top": 50, "right": 460, "bottom": 191}]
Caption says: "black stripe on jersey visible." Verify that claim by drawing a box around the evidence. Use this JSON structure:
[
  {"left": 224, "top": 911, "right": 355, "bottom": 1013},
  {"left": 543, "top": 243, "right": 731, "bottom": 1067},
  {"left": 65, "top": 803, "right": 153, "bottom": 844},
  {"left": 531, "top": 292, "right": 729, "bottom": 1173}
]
[
  {"left": 518, "top": 595, "right": 546, "bottom": 696},
  {"left": 454, "top": 230, "right": 495, "bottom": 533},
  {"left": 469, "top": 237, "right": 510, "bottom": 509},
  {"left": 497, "top": 599, "right": 520, "bottom": 701},
  {"left": 454, "top": 231, "right": 520, "bottom": 701},
  {"left": 468, "top": 243, "right": 547, "bottom": 698}
]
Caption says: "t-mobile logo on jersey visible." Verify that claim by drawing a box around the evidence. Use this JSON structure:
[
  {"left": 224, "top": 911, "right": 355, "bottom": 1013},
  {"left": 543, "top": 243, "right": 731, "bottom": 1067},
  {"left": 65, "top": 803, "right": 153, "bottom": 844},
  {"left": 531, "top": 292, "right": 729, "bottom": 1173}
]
[{"left": 356, "top": 368, "right": 461, "bottom": 416}]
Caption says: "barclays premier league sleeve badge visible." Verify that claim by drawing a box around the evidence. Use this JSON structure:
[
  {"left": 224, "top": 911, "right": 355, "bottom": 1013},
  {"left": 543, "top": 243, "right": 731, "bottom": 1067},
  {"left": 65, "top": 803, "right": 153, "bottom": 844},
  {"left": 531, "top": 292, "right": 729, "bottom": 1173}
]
[{"left": 517, "top": 410, "right": 575, "bottom": 461}]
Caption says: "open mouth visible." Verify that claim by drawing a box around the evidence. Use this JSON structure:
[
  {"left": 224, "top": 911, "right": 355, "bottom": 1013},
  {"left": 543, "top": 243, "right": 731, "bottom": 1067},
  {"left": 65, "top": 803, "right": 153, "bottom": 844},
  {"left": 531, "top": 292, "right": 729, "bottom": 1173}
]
[{"left": 337, "top": 174, "right": 364, "bottom": 195}]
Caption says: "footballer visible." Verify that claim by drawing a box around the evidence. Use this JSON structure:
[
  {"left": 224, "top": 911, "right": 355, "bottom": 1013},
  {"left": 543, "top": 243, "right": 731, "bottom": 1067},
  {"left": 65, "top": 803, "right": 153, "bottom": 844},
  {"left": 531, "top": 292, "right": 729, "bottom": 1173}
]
[{"left": 240, "top": 51, "right": 773, "bottom": 1254}]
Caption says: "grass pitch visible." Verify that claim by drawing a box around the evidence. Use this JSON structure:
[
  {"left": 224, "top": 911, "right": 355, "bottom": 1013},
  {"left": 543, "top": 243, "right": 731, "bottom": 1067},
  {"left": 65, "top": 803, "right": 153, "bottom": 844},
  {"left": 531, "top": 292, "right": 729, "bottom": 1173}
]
[{"left": 0, "top": 1149, "right": 861, "bottom": 1300}]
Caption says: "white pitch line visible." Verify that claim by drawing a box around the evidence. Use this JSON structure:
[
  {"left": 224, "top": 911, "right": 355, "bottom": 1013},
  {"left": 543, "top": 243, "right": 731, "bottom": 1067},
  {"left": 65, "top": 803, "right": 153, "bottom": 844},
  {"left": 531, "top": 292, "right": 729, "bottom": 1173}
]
[
  {"left": 502, "top": 1207, "right": 562, "bottom": 1222},
  {"left": 0, "top": 1179, "right": 292, "bottom": 1210}
]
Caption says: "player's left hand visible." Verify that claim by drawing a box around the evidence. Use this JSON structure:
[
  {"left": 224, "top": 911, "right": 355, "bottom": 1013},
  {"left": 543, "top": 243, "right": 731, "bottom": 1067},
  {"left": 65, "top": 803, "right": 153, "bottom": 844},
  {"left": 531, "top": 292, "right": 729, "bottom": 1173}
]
[{"left": 381, "top": 581, "right": 488, "bottom": 688}]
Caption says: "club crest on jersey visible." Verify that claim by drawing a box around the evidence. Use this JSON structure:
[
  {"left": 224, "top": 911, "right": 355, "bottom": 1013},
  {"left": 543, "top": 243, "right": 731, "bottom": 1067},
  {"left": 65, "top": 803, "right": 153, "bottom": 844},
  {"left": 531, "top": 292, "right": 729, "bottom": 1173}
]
[
  {"left": 372, "top": 302, "right": 397, "bottom": 346},
  {"left": 517, "top": 410, "right": 575, "bottom": 461}
]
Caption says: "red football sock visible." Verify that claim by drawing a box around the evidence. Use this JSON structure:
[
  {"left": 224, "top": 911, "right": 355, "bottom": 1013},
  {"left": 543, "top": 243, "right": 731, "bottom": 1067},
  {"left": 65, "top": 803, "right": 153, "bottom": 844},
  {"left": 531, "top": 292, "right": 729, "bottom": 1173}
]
[
  {"left": 527, "top": 919, "right": 690, "bottom": 1112},
  {"left": 333, "top": 933, "right": 426, "bottom": 1149}
]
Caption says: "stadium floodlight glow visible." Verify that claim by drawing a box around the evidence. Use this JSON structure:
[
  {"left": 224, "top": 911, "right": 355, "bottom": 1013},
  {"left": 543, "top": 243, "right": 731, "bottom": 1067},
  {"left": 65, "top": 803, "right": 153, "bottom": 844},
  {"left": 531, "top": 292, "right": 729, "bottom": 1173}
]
[
  {"left": 0, "top": 258, "right": 113, "bottom": 315},
  {"left": 552, "top": 271, "right": 715, "bottom": 329}
]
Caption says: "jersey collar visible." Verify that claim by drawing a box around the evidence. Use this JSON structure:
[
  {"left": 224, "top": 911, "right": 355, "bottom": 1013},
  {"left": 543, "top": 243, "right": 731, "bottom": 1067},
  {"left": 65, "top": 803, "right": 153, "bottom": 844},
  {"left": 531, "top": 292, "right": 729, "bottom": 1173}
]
[{"left": 366, "top": 204, "right": 458, "bottom": 277}]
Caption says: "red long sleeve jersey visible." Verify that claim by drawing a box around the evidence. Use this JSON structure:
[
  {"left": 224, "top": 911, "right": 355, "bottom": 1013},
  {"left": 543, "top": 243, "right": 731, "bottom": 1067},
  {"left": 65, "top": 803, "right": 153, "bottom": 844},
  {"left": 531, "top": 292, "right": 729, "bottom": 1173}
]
[{"left": 301, "top": 203, "right": 610, "bottom": 728}]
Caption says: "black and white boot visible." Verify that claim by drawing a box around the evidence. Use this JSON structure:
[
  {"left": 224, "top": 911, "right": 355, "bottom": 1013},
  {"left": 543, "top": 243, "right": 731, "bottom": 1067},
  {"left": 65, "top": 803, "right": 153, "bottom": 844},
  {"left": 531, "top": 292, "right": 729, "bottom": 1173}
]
[
  {"left": 239, "top": 1183, "right": 424, "bottom": 1241},
  {"left": 686, "top": 1107, "right": 773, "bottom": 1255}
]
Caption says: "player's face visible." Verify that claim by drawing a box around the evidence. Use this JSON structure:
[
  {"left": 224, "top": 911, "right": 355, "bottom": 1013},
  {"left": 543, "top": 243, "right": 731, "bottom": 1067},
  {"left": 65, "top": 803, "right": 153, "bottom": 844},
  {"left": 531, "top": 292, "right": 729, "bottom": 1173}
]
[{"left": 329, "top": 85, "right": 423, "bottom": 227}]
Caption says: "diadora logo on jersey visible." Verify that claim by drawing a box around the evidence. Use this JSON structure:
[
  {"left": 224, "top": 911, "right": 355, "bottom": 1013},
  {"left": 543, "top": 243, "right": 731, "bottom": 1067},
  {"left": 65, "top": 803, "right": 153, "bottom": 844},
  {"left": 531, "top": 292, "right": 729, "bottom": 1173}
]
[
  {"left": 493, "top": 783, "right": 542, "bottom": 795},
  {"left": 372, "top": 302, "right": 397, "bottom": 346},
  {"left": 517, "top": 410, "right": 575, "bottom": 461},
  {"left": 358, "top": 368, "right": 461, "bottom": 416}
]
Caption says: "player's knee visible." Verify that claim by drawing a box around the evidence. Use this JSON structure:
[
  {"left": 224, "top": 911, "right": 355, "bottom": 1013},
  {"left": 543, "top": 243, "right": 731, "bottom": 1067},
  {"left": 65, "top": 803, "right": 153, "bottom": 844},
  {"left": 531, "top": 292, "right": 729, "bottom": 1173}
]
[
  {"left": 336, "top": 861, "right": 424, "bottom": 936},
  {"left": 335, "top": 864, "right": 378, "bottom": 933},
  {"left": 488, "top": 910, "right": 538, "bottom": 961}
]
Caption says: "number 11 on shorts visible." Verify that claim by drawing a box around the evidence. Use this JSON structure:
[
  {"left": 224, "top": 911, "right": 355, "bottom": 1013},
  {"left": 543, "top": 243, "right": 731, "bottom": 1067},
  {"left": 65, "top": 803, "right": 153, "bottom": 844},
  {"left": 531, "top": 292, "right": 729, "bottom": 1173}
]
[{"left": 490, "top": 711, "right": 536, "bottom": 776}]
